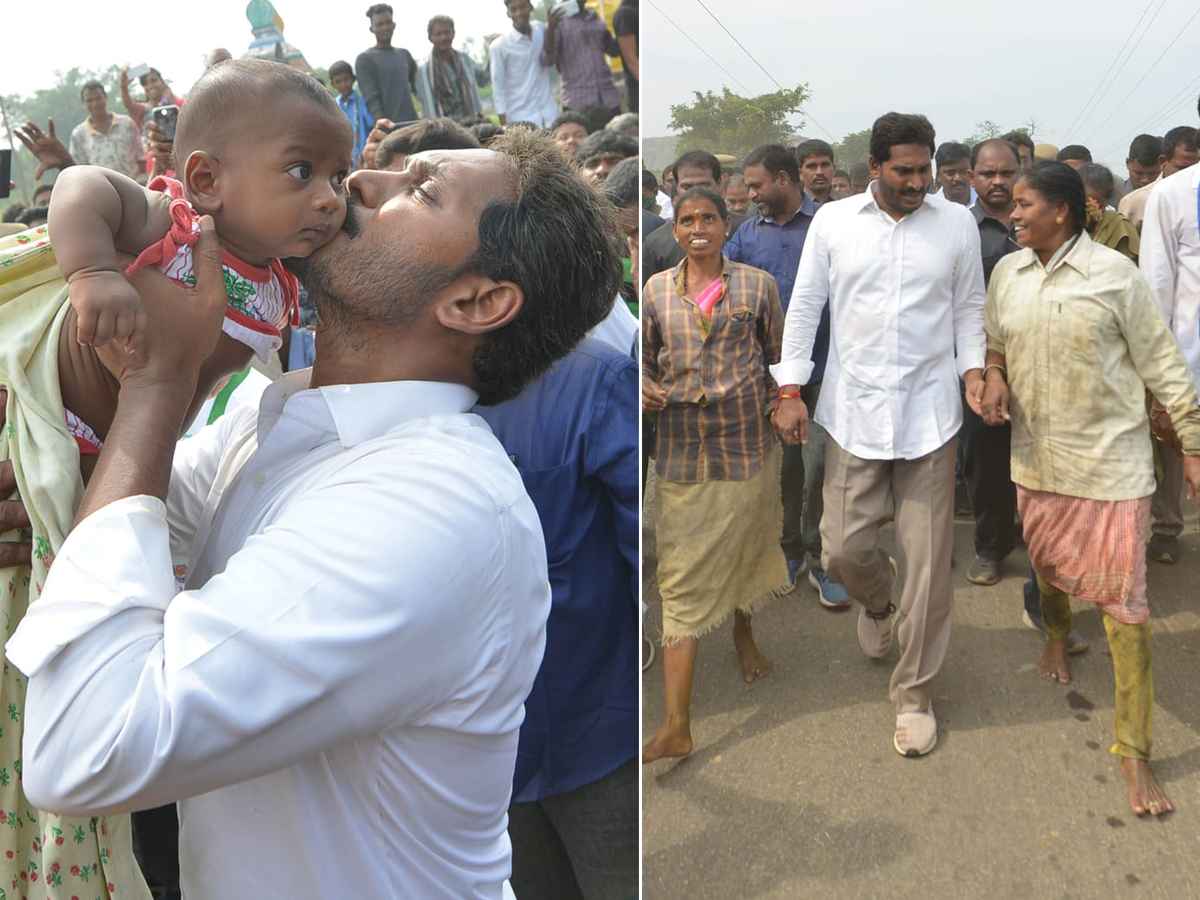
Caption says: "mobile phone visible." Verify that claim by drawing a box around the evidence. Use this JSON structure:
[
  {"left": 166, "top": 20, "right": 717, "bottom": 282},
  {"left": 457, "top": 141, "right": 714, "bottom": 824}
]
[
  {"left": 128, "top": 63, "right": 151, "bottom": 81},
  {"left": 0, "top": 150, "right": 10, "bottom": 200},
  {"left": 550, "top": 0, "right": 577, "bottom": 17},
  {"left": 152, "top": 105, "right": 179, "bottom": 141}
]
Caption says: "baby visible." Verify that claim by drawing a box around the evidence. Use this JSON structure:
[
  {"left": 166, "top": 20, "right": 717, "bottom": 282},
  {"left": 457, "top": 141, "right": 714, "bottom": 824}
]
[
  {"left": 51, "top": 59, "right": 352, "bottom": 465},
  {"left": 0, "top": 58, "right": 351, "bottom": 900}
]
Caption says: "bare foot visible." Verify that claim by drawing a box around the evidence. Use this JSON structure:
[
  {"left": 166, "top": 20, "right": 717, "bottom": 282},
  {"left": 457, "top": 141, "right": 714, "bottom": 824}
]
[
  {"left": 1119, "top": 757, "right": 1173, "bottom": 817},
  {"left": 733, "top": 613, "right": 772, "bottom": 683},
  {"left": 1037, "top": 639, "right": 1070, "bottom": 685},
  {"left": 642, "top": 720, "right": 693, "bottom": 763}
]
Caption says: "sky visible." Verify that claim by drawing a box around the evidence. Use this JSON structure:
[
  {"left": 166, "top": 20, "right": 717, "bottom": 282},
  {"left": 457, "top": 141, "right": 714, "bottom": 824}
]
[
  {"left": 642, "top": 0, "right": 1200, "bottom": 173},
  {"left": 5, "top": 1, "right": 506, "bottom": 104}
]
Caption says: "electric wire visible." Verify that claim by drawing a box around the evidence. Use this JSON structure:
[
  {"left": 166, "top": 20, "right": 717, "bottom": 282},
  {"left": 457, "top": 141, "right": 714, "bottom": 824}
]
[{"left": 1060, "top": 0, "right": 1163, "bottom": 138}]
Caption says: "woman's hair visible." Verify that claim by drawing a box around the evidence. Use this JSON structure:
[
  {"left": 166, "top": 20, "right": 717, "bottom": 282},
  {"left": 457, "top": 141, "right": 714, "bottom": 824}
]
[
  {"left": 1017, "top": 160, "right": 1087, "bottom": 236},
  {"left": 1077, "top": 163, "right": 1115, "bottom": 205},
  {"left": 672, "top": 186, "right": 728, "bottom": 223}
]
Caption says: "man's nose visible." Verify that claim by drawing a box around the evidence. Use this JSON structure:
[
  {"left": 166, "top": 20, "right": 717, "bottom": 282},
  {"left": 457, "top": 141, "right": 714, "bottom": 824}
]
[{"left": 345, "top": 168, "right": 406, "bottom": 208}]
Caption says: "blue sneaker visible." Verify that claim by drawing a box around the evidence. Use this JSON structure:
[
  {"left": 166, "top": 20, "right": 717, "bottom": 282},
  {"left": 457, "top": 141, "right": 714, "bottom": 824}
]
[
  {"left": 809, "top": 566, "right": 851, "bottom": 609},
  {"left": 787, "top": 557, "right": 808, "bottom": 584}
]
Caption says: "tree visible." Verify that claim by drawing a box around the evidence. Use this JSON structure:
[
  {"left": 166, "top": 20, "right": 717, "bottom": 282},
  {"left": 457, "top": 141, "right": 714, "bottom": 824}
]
[
  {"left": 668, "top": 84, "right": 810, "bottom": 162},
  {"left": 962, "top": 119, "right": 1003, "bottom": 146},
  {"left": 831, "top": 127, "right": 872, "bottom": 170}
]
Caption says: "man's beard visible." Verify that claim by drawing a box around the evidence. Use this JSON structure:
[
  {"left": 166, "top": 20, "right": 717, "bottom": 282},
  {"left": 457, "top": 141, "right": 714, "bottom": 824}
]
[{"left": 284, "top": 202, "right": 464, "bottom": 331}]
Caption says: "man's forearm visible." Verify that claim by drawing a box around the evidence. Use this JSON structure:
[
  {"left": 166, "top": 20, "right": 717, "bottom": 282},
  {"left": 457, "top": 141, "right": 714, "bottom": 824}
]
[{"left": 73, "top": 377, "right": 197, "bottom": 526}]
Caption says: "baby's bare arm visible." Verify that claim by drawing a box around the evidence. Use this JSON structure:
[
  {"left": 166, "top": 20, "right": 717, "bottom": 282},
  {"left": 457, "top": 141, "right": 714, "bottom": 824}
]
[{"left": 51, "top": 167, "right": 174, "bottom": 347}]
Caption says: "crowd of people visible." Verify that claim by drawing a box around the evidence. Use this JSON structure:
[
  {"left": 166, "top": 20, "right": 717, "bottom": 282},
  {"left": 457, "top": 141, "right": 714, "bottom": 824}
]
[
  {"left": 0, "top": 3, "right": 641, "bottom": 899},
  {"left": 641, "top": 105, "right": 1200, "bottom": 823}
]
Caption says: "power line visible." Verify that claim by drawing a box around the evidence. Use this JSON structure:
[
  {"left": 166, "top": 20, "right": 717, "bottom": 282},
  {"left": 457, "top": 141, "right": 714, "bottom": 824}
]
[
  {"left": 1060, "top": 0, "right": 1159, "bottom": 138},
  {"left": 1097, "top": 72, "right": 1200, "bottom": 158},
  {"left": 691, "top": 0, "right": 830, "bottom": 139},
  {"left": 644, "top": 0, "right": 756, "bottom": 96},
  {"left": 1083, "top": 4, "right": 1200, "bottom": 145}
]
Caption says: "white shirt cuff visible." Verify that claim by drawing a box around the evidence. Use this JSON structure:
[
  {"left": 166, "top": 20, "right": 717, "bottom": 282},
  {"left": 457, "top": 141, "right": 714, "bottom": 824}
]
[
  {"left": 7, "top": 494, "right": 175, "bottom": 677},
  {"left": 770, "top": 358, "right": 814, "bottom": 389}
]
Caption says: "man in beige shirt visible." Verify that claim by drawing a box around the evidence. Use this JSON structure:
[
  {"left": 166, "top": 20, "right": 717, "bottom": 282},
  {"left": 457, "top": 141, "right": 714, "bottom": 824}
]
[{"left": 1118, "top": 125, "right": 1199, "bottom": 233}]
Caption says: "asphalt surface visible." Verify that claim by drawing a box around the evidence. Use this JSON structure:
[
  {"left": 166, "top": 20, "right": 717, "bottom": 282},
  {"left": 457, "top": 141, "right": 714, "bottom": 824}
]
[{"left": 642, "top": 482, "right": 1200, "bottom": 899}]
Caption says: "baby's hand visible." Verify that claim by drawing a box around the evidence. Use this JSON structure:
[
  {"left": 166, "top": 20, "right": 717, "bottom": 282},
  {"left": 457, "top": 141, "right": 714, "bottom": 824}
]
[{"left": 68, "top": 269, "right": 148, "bottom": 350}]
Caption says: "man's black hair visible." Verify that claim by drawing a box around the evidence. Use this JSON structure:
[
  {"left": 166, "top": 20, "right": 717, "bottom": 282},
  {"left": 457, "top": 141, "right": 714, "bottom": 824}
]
[
  {"left": 969, "top": 138, "right": 1020, "bottom": 169},
  {"left": 428, "top": 14, "right": 454, "bottom": 37},
  {"left": 15, "top": 206, "right": 48, "bottom": 227},
  {"left": 471, "top": 122, "right": 505, "bottom": 146},
  {"left": 80, "top": 80, "right": 105, "bottom": 100},
  {"left": 329, "top": 60, "right": 354, "bottom": 81},
  {"left": 868, "top": 113, "right": 936, "bottom": 165},
  {"left": 549, "top": 111, "right": 591, "bottom": 134},
  {"left": 1002, "top": 130, "right": 1035, "bottom": 156},
  {"left": 671, "top": 150, "right": 721, "bottom": 185},
  {"left": 1056, "top": 144, "right": 1092, "bottom": 164},
  {"left": 935, "top": 141, "right": 970, "bottom": 169},
  {"left": 577, "top": 130, "right": 637, "bottom": 164},
  {"left": 603, "top": 156, "right": 641, "bottom": 209},
  {"left": 1164, "top": 125, "right": 1199, "bottom": 157},
  {"left": 376, "top": 118, "right": 481, "bottom": 169},
  {"left": 1018, "top": 161, "right": 1086, "bottom": 236},
  {"left": 641, "top": 168, "right": 658, "bottom": 193},
  {"left": 471, "top": 128, "right": 623, "bottom": 404},
  {"left": 1128, "top": 134, "right": 1163, "bottom": 166},
  {"left": 796, "top": 138, "right": 835, "bottom": 165},
  {"left": 744, "top": 143, "right": 800, "bottom": 182},
  {"left": 366, "top": 3, "right": 393, "bottom": 18}
]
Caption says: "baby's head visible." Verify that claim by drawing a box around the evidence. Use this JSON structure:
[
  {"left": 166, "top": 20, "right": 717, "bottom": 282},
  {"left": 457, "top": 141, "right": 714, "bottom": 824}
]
[{"left": 174, "top": 60, "right": 353, "bottom": 268}]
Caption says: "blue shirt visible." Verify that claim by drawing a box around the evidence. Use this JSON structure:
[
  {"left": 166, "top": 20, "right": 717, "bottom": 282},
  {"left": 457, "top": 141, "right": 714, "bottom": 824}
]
[
  {"left": 336, "top": 89, "right": 375, "bottom": 166},
  {"left": 474, "top": 339, "right": 639, "bottom": 801},
  {"left": 724, "top": 195, "right": 831, "bottom": 383}
]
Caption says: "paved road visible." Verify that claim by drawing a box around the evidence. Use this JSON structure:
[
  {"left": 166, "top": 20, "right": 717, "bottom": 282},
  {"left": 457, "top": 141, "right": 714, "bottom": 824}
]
[{"left": 642, "top": 488, "right": 1200, "bottom": 899}]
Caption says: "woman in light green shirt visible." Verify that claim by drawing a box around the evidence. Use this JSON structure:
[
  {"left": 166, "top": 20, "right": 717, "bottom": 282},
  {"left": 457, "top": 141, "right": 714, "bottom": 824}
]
[{"left": 976, "top": 161, "right": 1200, "bottom": 819}]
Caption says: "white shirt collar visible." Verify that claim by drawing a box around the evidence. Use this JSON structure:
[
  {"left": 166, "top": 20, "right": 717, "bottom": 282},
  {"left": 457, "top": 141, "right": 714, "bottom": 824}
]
[{"left": 258, "top": 370, "right": 479, "bottom": 448}]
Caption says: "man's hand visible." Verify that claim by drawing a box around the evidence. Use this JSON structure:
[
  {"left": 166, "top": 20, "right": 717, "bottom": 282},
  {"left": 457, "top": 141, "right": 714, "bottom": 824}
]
[
  {"left": 145, "top": 119, "right": 174, "bottom": 177},
  {"left": 1184, "top": 455, "right": 1200, "bottom": 500},
  {"left": 773, "top": 395, "right": 808, "bottom": 446},
  {"left": 642, "top": 379, "right": 667, "bottom": 412},
  {"left": 95, "top": 216, "right": 228, "bottom": 388},
  {"left": 362, "top": 119, "right": 395, "bottom": 170},
  {"left": 15, "top": 119, "right": 74, "bottom": 180},
  {"left": 0, "top": 388, "right": 33, "bottom": 569},
  {"left": 1150, "top": 397, "right": 1182, "bottom": 453}
]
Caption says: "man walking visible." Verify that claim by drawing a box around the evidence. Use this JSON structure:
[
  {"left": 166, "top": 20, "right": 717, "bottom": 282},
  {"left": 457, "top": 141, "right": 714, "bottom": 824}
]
[{"left": 772, "top": 113, "right": 986, "bottom": 757}]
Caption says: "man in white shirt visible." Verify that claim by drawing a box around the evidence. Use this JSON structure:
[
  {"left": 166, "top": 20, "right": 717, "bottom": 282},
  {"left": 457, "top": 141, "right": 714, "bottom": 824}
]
[
  {"left": 772, "top": 112, "right": 987, "bottom": 758},
  {"left": 4, "top": 130, "right": 621, "bottom": 900},
  {"left": 489, "top": 0, "right": 558, "bottom": 127},
  {"left": 1140, "top": 106, "right": 1200, "bottom": 566}
]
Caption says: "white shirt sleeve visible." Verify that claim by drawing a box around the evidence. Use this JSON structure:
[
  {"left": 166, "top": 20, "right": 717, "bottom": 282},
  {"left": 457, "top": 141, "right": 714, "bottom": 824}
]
[
  {"left": 951, "top": 212, "right": 987, "bottom": 376},
  {"left": 770, "top": 211, "right": 828, "bottom": 387},
  {"left": 1139, "top": 186, "right": 1178, "bottom": 327},
  {"left": 8, "top": 450, "right": 535, "bottom": 816},
  {"left": 489, "top": 42, "right": 508, "bottom": 116}
]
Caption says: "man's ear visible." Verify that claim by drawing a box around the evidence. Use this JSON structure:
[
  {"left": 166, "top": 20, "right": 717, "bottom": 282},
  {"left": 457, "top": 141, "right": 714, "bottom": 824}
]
[
  {"left": 184, "top": 151, "right": 222, "bottom": 215},
  {"left": 434, "top": 275, "right": 524, "bottom": 335}
]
